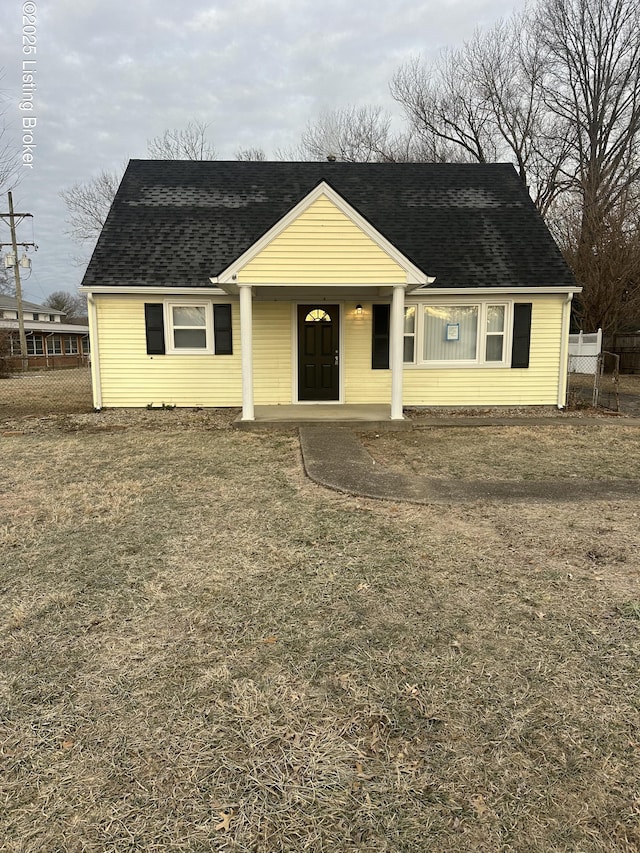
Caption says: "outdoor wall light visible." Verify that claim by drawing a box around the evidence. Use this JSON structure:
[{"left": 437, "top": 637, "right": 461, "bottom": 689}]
[{"left": 355, "top": 304, "right": 363, "bottom": 316}]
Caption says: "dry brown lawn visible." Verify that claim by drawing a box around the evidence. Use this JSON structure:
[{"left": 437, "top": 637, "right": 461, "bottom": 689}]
[
  {"left": 363, "top": 425, "right": 640, "bottom": 481},
  {"left": 1, "top": 410, "right": 639, "bottom": 852}
]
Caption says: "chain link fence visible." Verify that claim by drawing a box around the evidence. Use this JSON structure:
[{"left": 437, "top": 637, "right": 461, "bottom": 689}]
[
  {"left": 567, "top": 351, "right": 620, "bottom": 412},
  {"left": 0, "top": 365, "right": 93, "bottom": 419}
]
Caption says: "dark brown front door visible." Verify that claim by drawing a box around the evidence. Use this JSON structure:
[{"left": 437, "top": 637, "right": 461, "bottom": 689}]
[{"left": 297, "top": 305, "right": 339, "bottom": 401}]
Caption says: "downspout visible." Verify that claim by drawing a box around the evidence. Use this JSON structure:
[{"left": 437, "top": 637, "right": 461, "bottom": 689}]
[
  {"left": 88, "top": 293, "right": 102, "bottom": 410},
  {"left": 557, "top": 292, "right": 574, "bottom": 409}
]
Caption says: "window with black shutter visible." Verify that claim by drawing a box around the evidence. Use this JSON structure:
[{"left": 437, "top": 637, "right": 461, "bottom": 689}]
[
  {"left": 145, "top": 303, "right": 165, "bottom": 355},
  {"left": 511, "top": 303, "right": 532, "bottom": 368},
  {"left": 372, "top": 304, "right": 390, "bottom": 369},
  {"left": 214, "top": 304, "right": 233, "bottom": 354}
]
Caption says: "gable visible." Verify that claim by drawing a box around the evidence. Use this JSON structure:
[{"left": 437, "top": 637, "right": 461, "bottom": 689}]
[{"left": 237, "top": 193, "right": 407, "bottom": 285}]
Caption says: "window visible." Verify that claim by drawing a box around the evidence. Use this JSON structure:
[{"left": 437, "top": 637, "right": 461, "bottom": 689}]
[
  {"left": 403, "top": 306, "right": 416, "bottom": 363},
  {"left": 167, "top": 303, "right": 211, "bottom": 353},
  {"left": 82, "top": 336, "right": 90, "bottom": 354},
  {"left": 146, "top": 302, "right": 232, "bottom": 356},
  {"left": 49, "top": 314, "right": 56, "bottom": 322},
  {"left": 403, "top": 302, "right": 510, "bottom": 367},
  {"left": 423, "top": 305, "right": 478, "bottom": 361},
  {"left": 26, "top": 335, "right": 44, "bottom": 355},
  {"left": 64, "top": 336, "right": 79, "bottom": 354},
  {"left": 305, "top": 308, "right": 332, "bottom": 322},
  {"left": 32, "top": 313, "right": 39, "bottom": 321},
  {"left": 485, "top": 305, "right": 505, "bottom": 362},
  {"left": 46, "top": 335, "right": 62, "bottom": 355}
]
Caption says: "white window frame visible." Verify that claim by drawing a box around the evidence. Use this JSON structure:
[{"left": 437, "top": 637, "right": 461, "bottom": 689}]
[
  {"left": 64, "top": 336, "right": 79, "bottom": 355},
  {"left": 403, "top": 300, "right": 512, "bottom": 368},
  {"left": 403, "top": 305, "right": 416, "bottom": 364},
  {"left": 46, "top": 334, "right": 62, "bottom": 355},
  {"left": 165, "top": 301, "right": 213, "bottom": 355},
  {"left": 27, "top": 335, "right": 44, "bottom": 355}
]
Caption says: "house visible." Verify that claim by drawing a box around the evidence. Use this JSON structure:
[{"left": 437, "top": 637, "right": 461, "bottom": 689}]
[
  {"left": 0, "top": 295, "right": 90, "bottom": 369},
  {"left": 80, "top": 160, "right": 580, "bottom": 419}
]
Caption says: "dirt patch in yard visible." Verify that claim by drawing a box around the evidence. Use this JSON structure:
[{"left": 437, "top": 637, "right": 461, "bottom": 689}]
[{"left": 1, "top": 419, "right": 639, "bottom": 852}]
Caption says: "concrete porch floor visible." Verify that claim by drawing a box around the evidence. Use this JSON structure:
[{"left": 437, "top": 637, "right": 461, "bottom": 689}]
[{"left": 234, "top": 403, "right": 411, "bottom": 430}]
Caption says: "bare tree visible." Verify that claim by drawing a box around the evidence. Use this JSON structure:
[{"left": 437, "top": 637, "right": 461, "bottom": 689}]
[
  {"left": 62, "top": 121, "right": 219, "bottom": 252},
  {"left": 0, "top": 325, "right": 12, "bottom": 375},
  {"left": 235, "top": 147, "right": 266, "bottom": 161},
  {"left": 0, "top": 71, "right": 20, "bottom": 194},
  {"left": 391, "top": 1, "right": 640, "bottom": 330},
  {"left": 0, "top": 263, "right": 13, "bottom": 295},
  {"left": 146, "top": 120, "right": 216, "bottom": 160},
  {"left": 391, "top": 18, "right": 573, "bottom": 210},
  {"left": 44, "top": 290, "right": 88, "bottom": 323},
  {"left": 464, "top": 18, "right": 573, "bottom": 214},
  {"left": 557, "top": 198, "right": 640, "bottom": 331},
  {"left": 391, "top": 52, "right": 498, "bottom": 164},
  {"left": 60, "top": 169, "right": 121, "bottom": 245},
  {"left": 537, "top": 0, "right": 640, "bottom": 329},
  {"left": 293, "top": 106, "right": 401, "bottom": 162}
]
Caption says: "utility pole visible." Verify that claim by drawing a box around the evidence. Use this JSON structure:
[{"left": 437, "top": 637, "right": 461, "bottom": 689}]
[{"left": 1, "top": 192, "right": 36, "bottom": 369}]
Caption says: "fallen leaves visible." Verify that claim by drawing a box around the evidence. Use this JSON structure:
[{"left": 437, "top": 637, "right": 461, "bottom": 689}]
[{"left": 215, "top": 808, "right": 235, "bottom": 832}]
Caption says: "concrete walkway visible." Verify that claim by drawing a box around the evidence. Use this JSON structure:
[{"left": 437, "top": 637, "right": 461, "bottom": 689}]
[{"left": 299, "top": 424, "right": 640, "bottom": 504}]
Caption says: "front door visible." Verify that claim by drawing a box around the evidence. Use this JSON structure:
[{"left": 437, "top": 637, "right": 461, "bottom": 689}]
[{"left": 297, "top": 305, "right": 339, "bottom": 401}]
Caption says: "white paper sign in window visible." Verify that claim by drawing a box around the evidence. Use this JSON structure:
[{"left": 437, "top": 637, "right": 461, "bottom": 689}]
[{"left": 445, "top": 323, "right": 460, "bottom": 341}]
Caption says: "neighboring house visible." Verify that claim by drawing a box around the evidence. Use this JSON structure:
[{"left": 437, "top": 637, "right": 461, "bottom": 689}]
[
  {"left": 80, "top": 160, "right": 580, "bottom": 419},
  {"left": 0, "top": 295, "right": 90, "bottom": 369}
]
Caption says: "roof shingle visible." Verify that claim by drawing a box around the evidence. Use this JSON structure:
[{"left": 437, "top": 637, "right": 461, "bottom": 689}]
[{"left": 81, "top": 160, "right": 576, "bottom": 290}]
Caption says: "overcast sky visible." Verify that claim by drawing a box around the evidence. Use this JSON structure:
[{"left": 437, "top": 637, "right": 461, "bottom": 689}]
[{"left": 3, "top": 0, "right": 526, "bottom": 305}]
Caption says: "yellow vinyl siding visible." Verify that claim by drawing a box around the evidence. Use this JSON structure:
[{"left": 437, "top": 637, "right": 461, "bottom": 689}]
[
  {"left": 238, "top": 195, "right": 406, "bottom": 284},
  {"left": 94, "top": 293, "right": 565, "bottom": 409},
  {"left": 403, "top": 296, "right": 564, "bottom": 406},
  {"left": 95, "top": 295, "right": 242, "bottom": 408},
  {"left": 253, "top": 302, "right": 292, "bottom": 404},
  {"left": 343, "top": 303, "right": 390, "bottom": 403}
]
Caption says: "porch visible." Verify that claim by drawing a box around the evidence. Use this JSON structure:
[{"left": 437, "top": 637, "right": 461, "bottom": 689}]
[{"left": 234, "top": 403, "right": 411, "bottom": 430}]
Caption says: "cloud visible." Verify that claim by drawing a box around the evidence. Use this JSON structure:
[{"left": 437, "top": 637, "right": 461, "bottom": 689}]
[{"left": 2, "top": 0, "right": 528, "bottom": 300}]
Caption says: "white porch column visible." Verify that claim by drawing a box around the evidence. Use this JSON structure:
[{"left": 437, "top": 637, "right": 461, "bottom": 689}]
[
  {"left": 239, "top": 284, "right": 254, "bottom": 421},
  {"left": 390, "top": 283, "right": 406, "bottom": 420}
]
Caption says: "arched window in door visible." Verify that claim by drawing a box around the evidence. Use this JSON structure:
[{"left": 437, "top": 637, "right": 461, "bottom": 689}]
[{"left": 304, "top": 308, "right": 332, "bottom": 323}]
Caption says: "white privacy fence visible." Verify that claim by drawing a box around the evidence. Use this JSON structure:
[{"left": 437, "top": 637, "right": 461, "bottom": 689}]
[{"left": 568, "top": 329, "right": 602, "bottom": 374}]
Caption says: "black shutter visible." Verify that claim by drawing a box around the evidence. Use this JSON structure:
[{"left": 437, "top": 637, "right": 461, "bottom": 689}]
[
  {"left": 214, "top": 304, "right": 233, "bottom": 355},
  {"left": 372, "top": 304, "right": 390, "bottom": 369},
  {"left": 511, "top": 303, "right": 532, "bottom": 368},
  {"left": 145, "top": 303, "right": 165, "bottom": 355}
]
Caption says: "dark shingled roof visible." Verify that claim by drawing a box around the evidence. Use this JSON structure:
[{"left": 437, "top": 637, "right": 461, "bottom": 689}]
[{"left": 81, "top": 160, "right": 576, "bottom": 290}]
